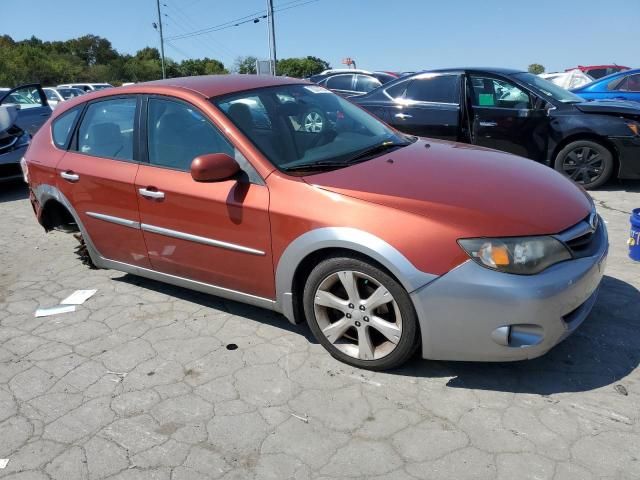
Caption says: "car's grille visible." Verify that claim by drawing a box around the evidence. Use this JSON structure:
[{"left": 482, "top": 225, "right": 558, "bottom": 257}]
[
  {"left": 0, "top": 125, "right": 23, "bottom": 152},
  {"left": 566, "top": 230, "right": 596, "bottom": 255},
  {"left": 556, "top": 212, "right": 602, "bottom": 259}
]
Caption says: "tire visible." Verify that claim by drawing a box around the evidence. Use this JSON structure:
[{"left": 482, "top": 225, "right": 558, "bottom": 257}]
[
  {"left": 554, "top": 140, "right": 614, "bottom": 190},
  {"left": 303, "top": 256, "right": 419, "bottom": 370},
  {"left": 301, "top": 108, "right": 326, "bottom": 133}
]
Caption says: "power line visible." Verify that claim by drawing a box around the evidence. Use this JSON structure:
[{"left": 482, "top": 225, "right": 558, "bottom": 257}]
[
  {"left": 165, "top": 0, "right": 320, "bottom": 42},
  {"left": 163, "top": 3, "right": 238, "bottom": 58}
]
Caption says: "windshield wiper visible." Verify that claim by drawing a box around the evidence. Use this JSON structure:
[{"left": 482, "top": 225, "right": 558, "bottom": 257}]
[
  {"left": 283, "top": 161, "right": 351, "bottom": 172},
  {"left": 344, "top": 140, "right": 408, "bottom": 164}
]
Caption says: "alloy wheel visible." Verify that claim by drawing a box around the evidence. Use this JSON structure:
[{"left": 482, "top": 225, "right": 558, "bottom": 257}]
[
  {"left": 313, "top": 270, "right": 402, "bottom": 360},
  {"left": 303, "top": 111, "right": 324, "bottom": 133},
  {"left": 562, "top": 146, "right": 604, "bottom": 184}
]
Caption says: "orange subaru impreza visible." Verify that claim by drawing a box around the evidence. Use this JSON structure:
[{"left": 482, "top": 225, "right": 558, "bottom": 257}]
[{"left": 22, "top": 75, "right": 607, "bottom": 370}]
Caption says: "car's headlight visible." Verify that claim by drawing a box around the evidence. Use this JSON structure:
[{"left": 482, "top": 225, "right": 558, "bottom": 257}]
[{"left": 458, "top": 236, "right": 572, "bottom": 275}]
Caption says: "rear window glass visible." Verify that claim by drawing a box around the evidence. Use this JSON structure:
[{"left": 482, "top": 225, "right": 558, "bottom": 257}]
[
  {"left": 76, "top": 97, "right": 136, "bottom": 160},
  {"left": 405, "top": 75, "right": 460, "bottom": 103},
  {"left": 52, "top": 107, "right": 81, "bottom": 148},
  {"left": 326, "top": 75, "right": 354, "bottom": 90}
]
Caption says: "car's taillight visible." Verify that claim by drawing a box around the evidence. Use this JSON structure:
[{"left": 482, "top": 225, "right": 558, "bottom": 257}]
[{"left": 20, "top": 157, "right": 29, "bottom": 183}]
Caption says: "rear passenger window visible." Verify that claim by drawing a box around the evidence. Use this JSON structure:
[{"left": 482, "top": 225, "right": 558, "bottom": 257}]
[
  {"left": 147, "top": 98, "right": 233, "bottom": 171},
  {"left": 405, "top": 75, "right": 460, "bottom": 103},
  {"left": 52, "top": 107, "right": 81, "bottom": 148},
  {"left": 76, "top": 98, "right": 137, "bottom": 160},
  {"left": 326, "top": 75, "right": 354, "bottom": 90}
]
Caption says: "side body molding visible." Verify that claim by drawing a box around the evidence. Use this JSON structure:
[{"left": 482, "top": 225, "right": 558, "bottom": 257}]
[
  {"left": 33, "top": 184, "right": 276, "bottom": 311},
  {"left": 275, "top": 227, "right": 438, "bottom": 323}
]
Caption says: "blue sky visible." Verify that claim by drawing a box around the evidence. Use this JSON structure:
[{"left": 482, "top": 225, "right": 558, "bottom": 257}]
[{"left": 3, "top": 0, "right": 638, "bottom": 72}]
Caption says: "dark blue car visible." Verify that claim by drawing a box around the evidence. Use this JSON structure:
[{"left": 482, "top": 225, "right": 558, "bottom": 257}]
[{"left": 572, "top": 68, "right": 640, "bottom": 103}]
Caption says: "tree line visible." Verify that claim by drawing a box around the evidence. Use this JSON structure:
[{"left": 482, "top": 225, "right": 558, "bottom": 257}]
[{"left": 0, "top": 34, "right": 331, "bottom": 87}]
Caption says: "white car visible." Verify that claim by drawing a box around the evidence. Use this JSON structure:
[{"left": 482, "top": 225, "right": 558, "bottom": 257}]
[
  {"left": 539, "top": 70, "right": 594, "bottom": 90},
  {"left": 43, "top": 87, "right": 84, "bottom": 108},
  {"left": 56, "top": 83, "right": 113, "bottom": 92}
]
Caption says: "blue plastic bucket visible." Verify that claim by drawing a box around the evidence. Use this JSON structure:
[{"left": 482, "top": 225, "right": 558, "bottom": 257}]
[{"left": 630, "top": 208, "right": 640, "bottom": 261}]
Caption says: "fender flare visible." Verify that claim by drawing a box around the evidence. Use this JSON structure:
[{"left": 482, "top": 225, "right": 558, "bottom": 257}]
[{"left": 274, "top": 227, "right": 437, "bottom": 323}]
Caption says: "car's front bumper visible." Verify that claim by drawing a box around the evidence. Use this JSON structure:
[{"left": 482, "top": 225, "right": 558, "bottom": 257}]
[
  {"left": 610, "top": 136, "right": 640, "bottom": 180},
  {"left": 412, "top": 221, "right": 608, "bottom": 361},
  {"left": 0, "top": 144, "right": 27, "bottom": 182}
]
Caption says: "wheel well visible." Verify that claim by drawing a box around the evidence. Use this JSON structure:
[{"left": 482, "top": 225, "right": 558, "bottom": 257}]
[
  {"left": 40, "top": 200, "right": 78, "bottom": 233},
  {"left": 552, "top": 134, "right": 619, "bottom": 173},
  {"left": 289, "top": 247, "right": 403, "bottom": 325}
]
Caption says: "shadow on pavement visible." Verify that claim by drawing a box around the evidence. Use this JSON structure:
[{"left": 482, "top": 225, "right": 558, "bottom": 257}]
[
  {"left": 0, "top": 181, "right": 28, "bottom": 203},
  {"left": 117, "top": 272, "right": 638, "bottom": 394},
  {"left": 599, "top": 179, "right": 640, "bottom": 193},
  {"left": 395, "top": 275, "right": 640, "bottom": 394},
  {"left": 113, "top": 273, "right": 317, "bottom": 343}
]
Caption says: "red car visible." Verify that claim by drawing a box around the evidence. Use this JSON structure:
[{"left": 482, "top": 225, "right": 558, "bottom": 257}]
[
  {"left": 566, "top": 65, "right": 631, "bottom": 80},
  {"left": 22, "top": 75, "right": 608, "bottom": 370}
]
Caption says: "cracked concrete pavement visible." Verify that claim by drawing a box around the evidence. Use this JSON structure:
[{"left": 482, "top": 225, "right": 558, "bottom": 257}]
[{"left": 1, "top": 181, "right": 639, "bottom": 480}]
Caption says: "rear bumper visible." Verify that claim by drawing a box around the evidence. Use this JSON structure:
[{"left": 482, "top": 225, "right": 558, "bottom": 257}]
[
  {"left": 610, "top": 136, "right": 640, "bottom": 179},
  {"left": 0, "top": 144, "right": 27, "bottom": 182},
  {"left": 412, "top": 222, "right": 608, "bottom": 361}
]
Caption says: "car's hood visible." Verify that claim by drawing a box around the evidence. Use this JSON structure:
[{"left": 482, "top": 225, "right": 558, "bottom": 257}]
[
  {"left": 303, "top": 139, "right": 592, "bottom": 238},
  {"left": 574, "top": 99, "right": 640, "bottom": 118}
]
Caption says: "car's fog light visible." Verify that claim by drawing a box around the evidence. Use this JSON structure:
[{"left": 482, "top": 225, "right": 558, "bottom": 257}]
[{"left": 491, "top": 324, "right": 543, "bottom": 348}]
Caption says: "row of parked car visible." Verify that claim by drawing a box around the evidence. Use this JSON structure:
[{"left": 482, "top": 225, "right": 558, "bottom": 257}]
[{"left": 306, "top": 66, "right": 640, "bottom": 189}]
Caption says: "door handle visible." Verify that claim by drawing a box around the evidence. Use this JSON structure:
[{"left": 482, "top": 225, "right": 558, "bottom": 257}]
[
  {"left": 479, "top": 121, "right": 498, "bottom": 127},
  {"left": 138, "top": 187, "right": 165, "bottom": 200},
  {"left": 394, "top": 113, "right": 413, "bottom": 120},
  {"left": 60, "top": 171, "right": 80, "bottom": 182}
]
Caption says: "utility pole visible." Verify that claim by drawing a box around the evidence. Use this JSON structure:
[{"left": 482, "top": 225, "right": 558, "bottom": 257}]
[
  {"left": 155, "top": 0, "right": 166, "bottom": 79},
  {"left": 266, "top": 0, "right": 277, "bottom": 75}
]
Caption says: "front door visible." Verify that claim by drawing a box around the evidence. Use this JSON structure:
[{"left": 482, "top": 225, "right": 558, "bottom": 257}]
[
  {"left": 57, "top": 95, "right": 151, "bottom": 267},
  {"left": 0, "top": 84, "right": 51, "bottom": 134},
  {"left": 135, "top": 96, "right": 274, "bottom": 299},
  {"left": 468, "top": 74, "right": 549, "bottom": 161}
]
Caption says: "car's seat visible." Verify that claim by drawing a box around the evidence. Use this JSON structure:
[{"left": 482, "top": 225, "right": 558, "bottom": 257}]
[
  {"left": 85, "top": 122, "right": 128, "bottom": 159},
  {"left": 153, "top": 108, "right": 224, "bottom": 169}
]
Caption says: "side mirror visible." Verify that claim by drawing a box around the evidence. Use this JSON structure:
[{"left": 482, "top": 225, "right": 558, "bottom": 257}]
[{"left": 190, "top": 153, "right": 240, "bottom": 182}]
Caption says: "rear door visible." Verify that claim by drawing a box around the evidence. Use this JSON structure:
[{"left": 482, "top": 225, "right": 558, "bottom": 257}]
[
  {"left": 383, "top": 73, "right": 462, "bottom": 140},
  {"left": 57, "top": 95, "right": 151, "bottom": 267},
  {"left": 0, "top": 84, "right": 51, "bottom": 134},
  {"left": 135, "top": 96, "right": 274, "bottom": 298},
  {"left": 468, "top": 73, "right": 549, "bottom": 161}
]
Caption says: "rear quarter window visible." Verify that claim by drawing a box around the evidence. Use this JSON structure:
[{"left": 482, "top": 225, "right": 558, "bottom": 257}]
[{"left": 51, "top": 107, "right": 81, "bottom": 148}]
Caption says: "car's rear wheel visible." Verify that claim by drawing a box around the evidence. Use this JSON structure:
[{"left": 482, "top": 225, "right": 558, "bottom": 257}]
[
  {"left": 303, "top": 256, "right": 419, "bottom": 370},
  {"left": 554, "top": 140, "right": 613, "bottom": 190}
]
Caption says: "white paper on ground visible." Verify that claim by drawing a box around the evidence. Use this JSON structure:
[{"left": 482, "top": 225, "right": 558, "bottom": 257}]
[
  {"left": 0, "top": 459, "right": 10, "bottom": 469},
  {"left": 61, "top": 289, "right": 97, "bottom": 305},
  {"left": 34, "top": 305, "right": 76, "bottom": 317}
]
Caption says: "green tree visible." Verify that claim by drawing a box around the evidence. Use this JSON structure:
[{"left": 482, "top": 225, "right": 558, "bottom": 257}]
[
  {"left": 179, "top": 58, "right": 227, "bottom": 76},
  {"left": 234, "top": 56, "right": 258, "bottom": 74},
  {"left": 528, "top": 63, "right": 545, "bottom": 74},
  {"left": 276, "top": 56, "right": 330, "bottom": 78}
]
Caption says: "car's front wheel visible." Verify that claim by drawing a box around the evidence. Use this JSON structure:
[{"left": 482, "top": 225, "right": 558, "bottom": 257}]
[
  {"left": 554, "top": 140, "right": 613, "bottom": 190},
  {"left": 303, "top": 256, "right": 419, "bottom": 370}
]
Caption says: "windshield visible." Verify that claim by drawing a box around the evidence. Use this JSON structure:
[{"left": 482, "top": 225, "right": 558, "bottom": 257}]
[
  {"left": 214, "top": 84, "right": 410, "bottom": 173},
  {"left": 512, "top": 72, "right": 584, "bottom": 103}
]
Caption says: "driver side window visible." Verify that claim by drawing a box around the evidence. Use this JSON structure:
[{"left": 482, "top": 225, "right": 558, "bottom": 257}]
[
  {"left": 470, "top": 76, "right": 531, "bottom": 109},
  {"left": 147, "top": 98, "right": 233, "bottom": 171}
]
